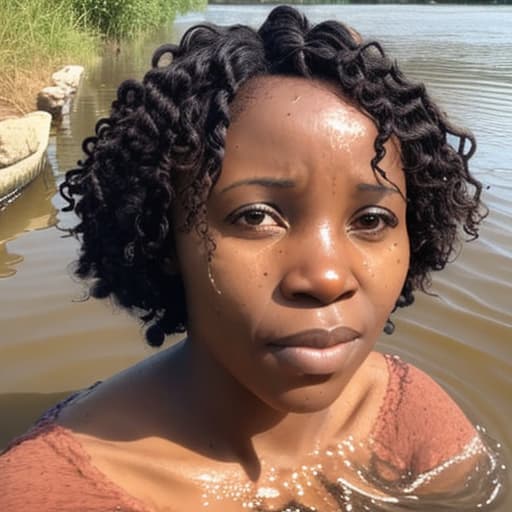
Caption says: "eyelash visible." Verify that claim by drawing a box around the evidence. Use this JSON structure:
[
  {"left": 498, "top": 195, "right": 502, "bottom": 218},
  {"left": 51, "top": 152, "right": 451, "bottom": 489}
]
[
  {"left": 349, "top": 208, "right": 398, "bottom": 239},
  {"left": 227, "top": 203, "right": 286, "bottom": 229},
  {"left": 227, "top": 204, "right": 398, "bottom": 238}
]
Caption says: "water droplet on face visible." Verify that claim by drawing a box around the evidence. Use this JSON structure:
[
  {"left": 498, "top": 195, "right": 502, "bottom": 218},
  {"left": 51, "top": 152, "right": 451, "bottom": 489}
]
[
  {"left": 207, "top": 261, "right": 222, "bottom": 295},
  {"left": 256, "top": 487, "right": 280, "bottom": 499}
]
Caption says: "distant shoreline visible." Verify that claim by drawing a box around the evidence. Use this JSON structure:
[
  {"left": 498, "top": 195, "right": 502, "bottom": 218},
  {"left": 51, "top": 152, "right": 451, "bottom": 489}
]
[{"left": 208, "top": 0, "right": 512, "bottom": 5}]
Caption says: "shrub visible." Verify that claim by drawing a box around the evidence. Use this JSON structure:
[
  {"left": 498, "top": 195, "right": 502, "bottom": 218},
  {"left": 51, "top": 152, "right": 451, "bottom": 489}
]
[{"left": 72, "top": 0, "right": 205, "bottom": 39}]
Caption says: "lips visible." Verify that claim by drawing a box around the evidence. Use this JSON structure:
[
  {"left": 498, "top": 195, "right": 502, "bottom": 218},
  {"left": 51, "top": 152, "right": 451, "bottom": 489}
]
[
  {"left": 268, "top": 327, "right": 361, "bottom": 349},
  {"left": 266, "top": 327, "right": 362, "bottom": 375}
]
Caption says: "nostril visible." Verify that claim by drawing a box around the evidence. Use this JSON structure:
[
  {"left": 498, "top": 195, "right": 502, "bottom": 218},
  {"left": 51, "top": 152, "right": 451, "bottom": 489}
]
[
  {"left": 292, "top": 292, "right": 321, "bottom": 305},
  {"left": 340, "top": 289, "right": 356, "bottom": 301},
  {"left": 279, "top": 264, "right": 360, "bottom": 306},
  {"left": 292, "top": 288, "right": 355, "bottom": 305}
]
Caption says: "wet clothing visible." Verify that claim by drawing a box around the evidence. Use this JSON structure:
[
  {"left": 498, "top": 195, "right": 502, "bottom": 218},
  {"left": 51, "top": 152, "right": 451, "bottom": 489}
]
[{"left": 0, "top": 355, "right": 476, "bottom": 511}]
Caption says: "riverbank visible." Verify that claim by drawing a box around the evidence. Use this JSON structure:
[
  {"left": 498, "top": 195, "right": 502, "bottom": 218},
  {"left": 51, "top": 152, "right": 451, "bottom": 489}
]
[
  {"left": 0, "top": 1, "right": 97, "bottom": 120},
  {"left": 0, "top": 0, "right": 205, "bottom": 121},
  {"left": 0, "top": 63, "right": 84, "bottom": 122}
]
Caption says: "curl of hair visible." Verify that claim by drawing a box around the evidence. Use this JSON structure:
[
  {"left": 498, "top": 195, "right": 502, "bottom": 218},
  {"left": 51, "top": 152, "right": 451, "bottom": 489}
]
[{"left": 60, "top": 5, "right": 486, "bottom": 346}]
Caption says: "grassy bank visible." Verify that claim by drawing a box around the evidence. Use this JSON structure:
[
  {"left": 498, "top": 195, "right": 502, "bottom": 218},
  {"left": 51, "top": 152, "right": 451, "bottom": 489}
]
[
  {"left": 74, "top": 0, "right": 203, "bottom": 39},
  {"left": 0, "top": 0, "right": 205, "bottom": 119},
  {"left": 0, "top": 0, "right": 98, "bottom": 117}
]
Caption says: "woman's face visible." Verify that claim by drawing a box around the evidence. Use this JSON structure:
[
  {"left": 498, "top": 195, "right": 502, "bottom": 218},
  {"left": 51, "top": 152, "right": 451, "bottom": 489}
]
[{"left": 174, "top": 76, "right": 409, "bottom": 413}]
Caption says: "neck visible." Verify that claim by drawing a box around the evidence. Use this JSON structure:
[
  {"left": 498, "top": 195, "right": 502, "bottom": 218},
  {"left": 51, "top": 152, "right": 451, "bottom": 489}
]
[{"left": 171, "top": 339, "right": 344, "bottom": 480}]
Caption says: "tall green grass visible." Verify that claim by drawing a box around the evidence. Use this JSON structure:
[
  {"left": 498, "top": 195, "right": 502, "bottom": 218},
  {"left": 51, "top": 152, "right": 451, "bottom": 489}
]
[
  {"left": 0, "top": 0, "right": 98, "bottom": 71},
  {"left": 73, "top": 0, "right": 205, "bottom": 39},
  {"left": 0, "top": 0, "right": 205, "bottom": 115},
  {"left": 0, "top": 0, "right": 98, "bottom": 113}
]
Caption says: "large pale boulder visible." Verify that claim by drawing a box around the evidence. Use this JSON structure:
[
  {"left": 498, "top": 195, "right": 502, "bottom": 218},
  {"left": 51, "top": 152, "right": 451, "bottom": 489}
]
[
  {"left": 52, "top": 65, "right": 84, "bottom": 90},
  {"left": 0, "top": 111, "right": 52, "bottom": 204},
  {"left": 0, "top": 116, "right": 39, "bottom": 168}
]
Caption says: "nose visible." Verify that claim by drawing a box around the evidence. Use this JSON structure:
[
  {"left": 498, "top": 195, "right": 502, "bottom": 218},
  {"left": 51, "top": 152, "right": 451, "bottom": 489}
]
[{"left": 278, "top": 230, "right": 359, "bottom": 306}]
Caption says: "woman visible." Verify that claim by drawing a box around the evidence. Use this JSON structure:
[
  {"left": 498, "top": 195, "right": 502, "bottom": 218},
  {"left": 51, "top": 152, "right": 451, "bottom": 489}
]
[{"left": 0, "top": 6, "right": 503, "bottom": 511}]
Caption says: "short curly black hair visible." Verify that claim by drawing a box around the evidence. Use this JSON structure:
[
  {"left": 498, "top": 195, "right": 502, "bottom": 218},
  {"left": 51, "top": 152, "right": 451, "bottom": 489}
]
[{"left": 60, "top": 5, "right": 486, "bottom": 347}]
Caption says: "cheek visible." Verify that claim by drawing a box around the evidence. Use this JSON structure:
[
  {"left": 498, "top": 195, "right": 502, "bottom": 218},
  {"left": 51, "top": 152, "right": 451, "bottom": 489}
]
[
  {"left": 177, "top": 229, "right": 279, "bottom": 330},
  {"left": 384, "top": 241, "right": 409, "bottom": 285},
  {"left": 209, "top": 241, "right": 276, "bottom": 311},
  {"left": 358, "top": 238, "right": 410, "bottom": 304}
]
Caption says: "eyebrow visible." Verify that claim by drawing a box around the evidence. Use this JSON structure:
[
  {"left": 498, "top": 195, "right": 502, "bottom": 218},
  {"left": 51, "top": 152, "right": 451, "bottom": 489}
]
[
  {"left": 219, "top": 178, "right": 296, "bottom": 194},
  {"left": 219, "top": 178, "right": 400, "bottom": 196},
  {"left": 356, "top": 182, "right": 400, "bottom": 195}
]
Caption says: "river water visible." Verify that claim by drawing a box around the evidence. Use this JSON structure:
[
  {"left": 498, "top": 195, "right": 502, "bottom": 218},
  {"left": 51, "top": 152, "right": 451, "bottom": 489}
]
[{"left": 0, "top": 3, "right": 511, "bottom": 509}]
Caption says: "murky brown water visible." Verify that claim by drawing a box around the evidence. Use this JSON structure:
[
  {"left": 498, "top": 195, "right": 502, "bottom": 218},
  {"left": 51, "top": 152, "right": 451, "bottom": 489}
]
[{"left": 0, "top": 4, "right": 511, "bottom": 509}]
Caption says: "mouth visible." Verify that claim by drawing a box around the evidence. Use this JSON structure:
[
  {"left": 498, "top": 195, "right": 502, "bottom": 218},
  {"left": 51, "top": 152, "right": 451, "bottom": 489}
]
[
  {"left": 267, "top": 326, "right": 361, "bottom": 349},
  {"left": 266, "top": 327, "right": 362, "bottom": 375}
]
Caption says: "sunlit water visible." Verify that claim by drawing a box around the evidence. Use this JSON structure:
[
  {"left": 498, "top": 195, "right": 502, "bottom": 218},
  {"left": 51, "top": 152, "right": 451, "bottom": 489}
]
[{"left": 0, "top": 3, "right": 511, "bottom": 510}]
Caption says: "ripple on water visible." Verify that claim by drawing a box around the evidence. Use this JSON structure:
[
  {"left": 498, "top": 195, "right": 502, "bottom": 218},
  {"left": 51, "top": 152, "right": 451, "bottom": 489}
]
[{"left": 194, "top": 435, "right": 506, "bottom": 511}]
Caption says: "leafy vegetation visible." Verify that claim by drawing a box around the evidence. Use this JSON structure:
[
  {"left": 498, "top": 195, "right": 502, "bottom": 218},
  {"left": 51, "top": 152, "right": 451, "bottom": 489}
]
[
  {"left": 73, "top": 0, "right": 203, "bottom": 39},
  {"left": 0, "top": 0, "right": 205, "bottom": 116}
]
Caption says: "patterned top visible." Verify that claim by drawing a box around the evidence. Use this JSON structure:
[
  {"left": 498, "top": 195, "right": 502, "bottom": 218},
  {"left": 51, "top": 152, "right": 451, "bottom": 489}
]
[{"left": 0, "top": 355, "right": 477, "bottom": 511}]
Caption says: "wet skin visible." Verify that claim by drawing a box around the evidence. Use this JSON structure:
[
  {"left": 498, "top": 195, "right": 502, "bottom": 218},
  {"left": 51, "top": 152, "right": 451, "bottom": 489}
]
[
  {"left": 175, "top": 76, "right": 409, "bottom": 421},
  {"left": 58, "top": 76, "right": 412, "bottom": 510}
]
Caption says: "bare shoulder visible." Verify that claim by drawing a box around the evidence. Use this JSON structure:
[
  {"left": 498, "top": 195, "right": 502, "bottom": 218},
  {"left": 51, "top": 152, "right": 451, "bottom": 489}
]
[
  {"left": 57, "top": 344, "right": 179, "bottom": 437},
  {"left": 54, "top": 342, "right": 193, "bottom": 484},
  {"left": 57, "top": 364, "right": 149, "bottom": 437},
  {"left": 54, "top": 343, "right": 199, "bottom": 510}
]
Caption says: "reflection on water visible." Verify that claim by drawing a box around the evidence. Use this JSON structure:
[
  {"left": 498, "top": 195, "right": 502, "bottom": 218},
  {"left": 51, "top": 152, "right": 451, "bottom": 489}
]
[
  {"left": 0, "top": 162, "right": 58, "bottom": 277},
  {"left": 0, "top": 391, "right": 71, "bottom": 447},
  {"left": 192, "top": 433, "right": 505, "bottom": 511},
  {"left": 0, "top": 3, "right": 510, "bottom": 510},
  {"left": 55, "top": 24, "right": 180, "bottom": 175}
]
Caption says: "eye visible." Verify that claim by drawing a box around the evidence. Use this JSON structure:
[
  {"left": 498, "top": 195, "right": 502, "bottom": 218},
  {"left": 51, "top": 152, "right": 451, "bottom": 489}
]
[
  {"left": 355, "top": 213, "right": 382, "bottom": 230},
  {"left": 350, "top": 207, "right": 398, "bottom": 240},
  {"left": 228, "top": 203, "right": 287, "bottom": 229}
]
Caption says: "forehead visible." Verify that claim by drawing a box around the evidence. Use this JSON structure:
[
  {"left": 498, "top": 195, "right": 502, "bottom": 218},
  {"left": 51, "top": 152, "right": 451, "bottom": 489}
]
[
  {"left": 227, "top": 75, "right": 390, "bottom": 167},
  {"left": 221, "top": 75, "right": 403, "bottom": 189},
  {"left": 230, "top": 75, "right": 365, "bottom": 128}
]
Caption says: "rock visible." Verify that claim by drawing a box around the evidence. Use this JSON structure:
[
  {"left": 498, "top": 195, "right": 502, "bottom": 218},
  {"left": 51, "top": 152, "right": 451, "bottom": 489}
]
[
  {"left": 37, "top": 65, "right": 84, "bottom": 118},
  {"left": 0, "top": 116, "right": 39, "bottom": 168},
  {"left": 37, "top": 86, "right": 70, "bottom": 118},
  {"left": 0, "top": 111, "right": 52, "bottom": 204},
  {"left": 52, "top": 65, "right": 84, "bottom": 90}
]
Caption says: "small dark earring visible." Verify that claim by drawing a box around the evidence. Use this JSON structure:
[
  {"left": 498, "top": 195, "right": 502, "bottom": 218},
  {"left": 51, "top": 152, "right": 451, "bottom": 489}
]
[
  {"left": 384, "top": 318, "right": 395, "bottom": 335},
  {"left": 146, "top": 323, "right": 165, "bottom": 347}
]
